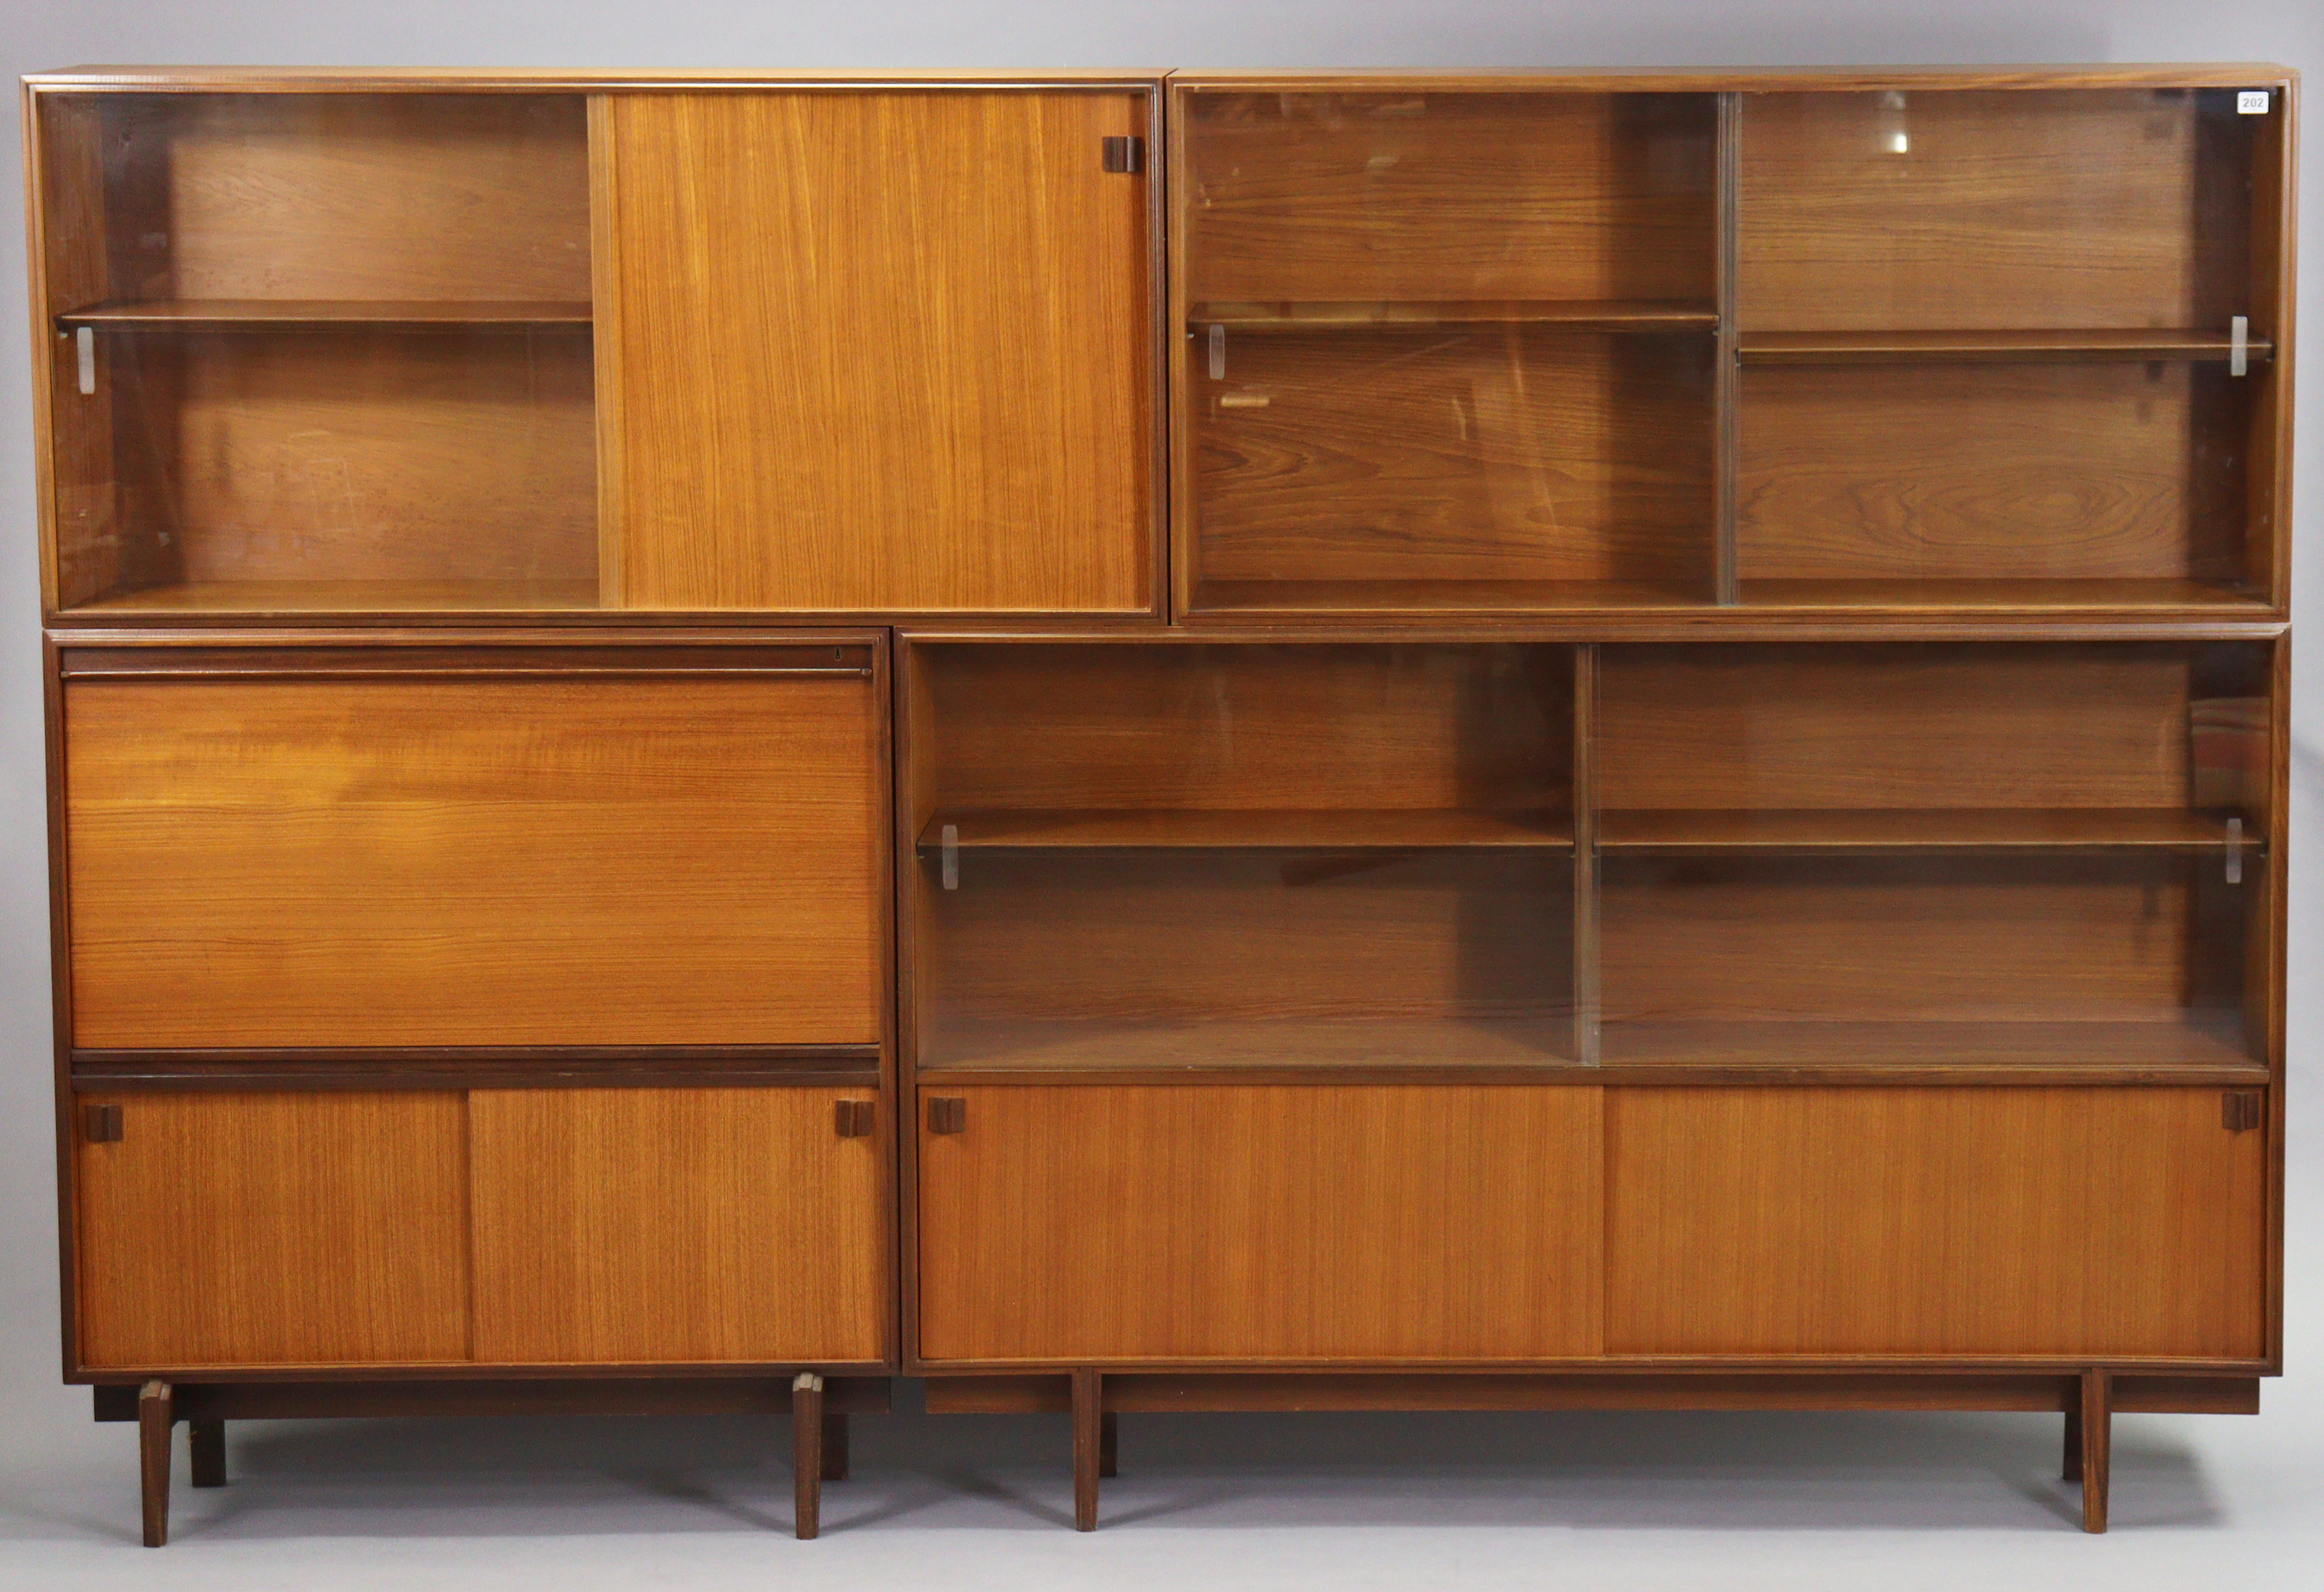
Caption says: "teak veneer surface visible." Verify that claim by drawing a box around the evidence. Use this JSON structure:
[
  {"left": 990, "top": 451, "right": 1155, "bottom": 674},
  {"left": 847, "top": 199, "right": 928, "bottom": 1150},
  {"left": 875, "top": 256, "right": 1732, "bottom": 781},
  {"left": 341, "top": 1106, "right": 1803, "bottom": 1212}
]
[
  {"left": 65, "top": 669, "right": 883, "bottom": 1048},
  {"left": 600, "top": 91, "right": 1155, "bottom": 613},
  {"left": 1607, "top": 1087, "right": 2267, "bottom": 1357},
  {"left": 917, "top": 1085, "right": 1603, "bottom": 1361},
  {"left": 469, "top": 1089, "right": 884, "bottom": 1364},
  {"left": 76, "top": 1092, "right": 469, "bottom": 1368}
]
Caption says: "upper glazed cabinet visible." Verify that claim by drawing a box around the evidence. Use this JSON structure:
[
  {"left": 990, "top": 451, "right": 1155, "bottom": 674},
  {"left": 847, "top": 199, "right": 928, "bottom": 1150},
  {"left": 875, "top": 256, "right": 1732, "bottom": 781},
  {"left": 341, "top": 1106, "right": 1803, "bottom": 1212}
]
[
  {"left": 1172, "top": 76, "right": 2294, "bottom": 618},
  {"left": 30, "top": 80, "right": 1161, "bottom": 619}
]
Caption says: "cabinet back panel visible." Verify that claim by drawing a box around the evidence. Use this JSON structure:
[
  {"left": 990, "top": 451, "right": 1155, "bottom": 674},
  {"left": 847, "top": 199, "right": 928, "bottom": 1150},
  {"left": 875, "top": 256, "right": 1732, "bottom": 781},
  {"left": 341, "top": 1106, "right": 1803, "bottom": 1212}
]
[
  {"left": 1737, "top": 90, "right": 2252, "bottom": 332},
  {"left": 1598, "top": 644, "right": 2207, "bottom": 812},
  {"left": 918, "top": 1085, "right": 1603, "bottom": 1361},
  {"left": 76, "top": 1091, "right": 469, "bottom": 1368},
  {"left": 80, "top": 94, "right": 591, "bottom": 302},
  {"left": 65, "top": 675, "right": 883, "bottom": 1048},
  {"left": 1194, "top": 330, "right": 1713, "bottom": 586},
  {"left": 1601, "top": 853, "right": 2231, "bottom": 1024},
  {"left": 1607, "top": 1087, "right": 2266, "bottom": 1357},
  {"left": 469, "top": 1088, "right": 884, "bottom": 1364},
  {"left": 603, "top": 91, "right": 1154, "bottom": 613},
  {"left": 1185, "top": 92, "right": 1715, "bottom": 304},
  {"left": 1738, "top": 363, "right": 2245, "bottom": 583},
  {"left": 110, "top": 331, "right": 598, "bottom": 587},
  {"left": 917, "top": 642, "right": 1571, "bottom": 820}
]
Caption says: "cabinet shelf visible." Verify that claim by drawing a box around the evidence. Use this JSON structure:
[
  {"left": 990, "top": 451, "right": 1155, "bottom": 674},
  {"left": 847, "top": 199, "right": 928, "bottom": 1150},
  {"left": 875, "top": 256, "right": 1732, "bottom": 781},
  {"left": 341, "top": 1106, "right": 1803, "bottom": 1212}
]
[
  {"left": 1732, "top": 578, "right": 2272, "bottom": 613},
  {"left": 1737, "top": 328, "right": 2272, "bottom": 365},
  {"left": 1189, "top": 299, "right": 1718, "bottom": 332},
  {"left": 57, "top": 298, "right": 595, "bottom": 332},
  {"left": 1598, "top": 808, "right": 2259, "bottom": 853},
  {"left": 1598, "top": 1016, "right": 2259, "bottom": 1076},
  {"left": 919, "top": 1016, "right": 1578, "bottom": 1072},
  {"left": 917, "top": 808, "right": 1573, "bottom": 852},
  {"left": 64, "top": 579, "right": 604, "bottom": 616}
]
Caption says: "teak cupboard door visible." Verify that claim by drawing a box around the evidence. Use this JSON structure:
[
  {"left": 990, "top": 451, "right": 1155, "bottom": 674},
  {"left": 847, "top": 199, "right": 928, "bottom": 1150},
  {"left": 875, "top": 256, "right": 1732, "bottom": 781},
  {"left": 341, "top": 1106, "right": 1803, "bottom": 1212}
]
[
  {"left": 917, "top": 1086, "right": 1603, "bottom": 1363},
  {"left": 598, "top": 90, "right": 1157, "bottom": 613},
  {"left": 1607, "top": 1088, "right": 2267, "bottom": 1360},
  {"left": 63, "top": 651, "right": 883, "bottom": 1050},
  {"left": 75, "top": 1092, "right": 469, "bottom": 1370},
  {"left": 469, "top": 1089, "right": 885, "bottom": 1364}
]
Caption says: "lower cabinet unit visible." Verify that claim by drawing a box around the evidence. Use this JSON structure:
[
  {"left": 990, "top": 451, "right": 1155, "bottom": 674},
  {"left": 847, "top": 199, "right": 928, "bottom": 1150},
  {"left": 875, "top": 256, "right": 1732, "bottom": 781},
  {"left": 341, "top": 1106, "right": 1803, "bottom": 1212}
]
[
  {"left": 75, "top": 1091, "right": 471, "bottom": 1370},
  {"left": 1606, "top": 1087, "right": 2267, "bottom": 1359},
  {"left": 470, "top": 1087, "right": 887, "bottom": 1364},
  {"left": 915, "top": 1085, "right": 1603, "bottom": 1362}
]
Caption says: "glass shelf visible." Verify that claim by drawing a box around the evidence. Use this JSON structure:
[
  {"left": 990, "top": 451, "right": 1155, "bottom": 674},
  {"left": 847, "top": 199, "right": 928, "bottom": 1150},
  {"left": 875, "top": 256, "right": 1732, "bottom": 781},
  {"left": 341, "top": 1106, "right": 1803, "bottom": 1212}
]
[
  {"left": 1597, "top": 807, "right": 2259, "bottom": 853},
  {"left": 918, "top": 808, "right": 1573, "bottom": 851},
  {"left": 1737, "top": 328, "right": 2271, "bottom": 365}
]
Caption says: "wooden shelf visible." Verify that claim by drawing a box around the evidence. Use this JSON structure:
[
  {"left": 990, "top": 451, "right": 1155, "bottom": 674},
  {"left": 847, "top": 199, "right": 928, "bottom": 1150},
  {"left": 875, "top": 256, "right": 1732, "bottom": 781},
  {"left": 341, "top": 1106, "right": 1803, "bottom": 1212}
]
[
  {"left": 1599, "top": 1016, "right": 2258, "bottom": 1075},
  {"left": 1733, "top": 578, "right": 2271, "bottom": 613},
  {"left": 57, "top": 299, "right": 595, "bottom": 331},
  {"left": 65, "top": 579, "right": 604, "bottom": 616},
  {"left": 1737, "top": 328, "right": 2274, "bottom": 365},
  {"left": 1191, "top": 579, "right": 1709, "bottom": 615},
  {"left": 919, "top": 1016, "right": 1577, "bottom": 1072},
  {"left": 1599, "top": 808, "right": 2259, "bottom": 853},
  {"left": 1190, "top": 299, "right": 1719, "bottom": 332},
  {"left": 918, "top": 808, "right": 1573, "bottom": 851}
]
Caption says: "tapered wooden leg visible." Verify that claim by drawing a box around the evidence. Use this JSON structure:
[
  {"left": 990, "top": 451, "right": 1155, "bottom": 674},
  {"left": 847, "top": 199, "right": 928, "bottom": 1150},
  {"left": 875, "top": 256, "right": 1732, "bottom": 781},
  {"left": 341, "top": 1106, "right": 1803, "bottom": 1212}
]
[
  {"left": 189, "top": 1420, "right": 227, "bottom": 1489},
  {"left": 1072, "top": 1368, "right": 1103, "bottom": 1531},
  {"left": 821, "top": 1412, "right": 848, "bottom": 1482},
  {"left": 1099, "top": 1410, "right": 1118, "bottom": 1479},
  {"left": 792, "top": 1373, "right": 824, "bottom": 1540},
  {"left": 138, "top": 1381, "right": 172, "bottom": 1548},
  {"left": 2063, "top": 1403, "right": 2082, "bottom": 1483},
  {"left": 2080, "top": 1368, "right": 2111, "bottom": 1534}
]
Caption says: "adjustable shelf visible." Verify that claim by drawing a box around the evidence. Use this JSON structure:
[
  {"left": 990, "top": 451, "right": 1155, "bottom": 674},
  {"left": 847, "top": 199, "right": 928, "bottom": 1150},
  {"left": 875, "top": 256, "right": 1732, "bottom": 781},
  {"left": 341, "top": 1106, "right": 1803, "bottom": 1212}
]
[
  {"left": 1738, "top": 327, "right": 2273, "bottom": 366},
  {"left": 65, "top": 579, "right": 605, "bottom": 616},
  {"left": 57, "top": 299, "right": 595, "bottom": 331},
  {"left": 917, "top": 1016, "right": 1579, "bottom": 1073},
  {"left": 1190, "top": 299, "right": 1718, "bottom": 332},
  {"left": 1596, "top": 1016, "right": 2261, "bottom": 1077},
  {"left": 1597, "top": 808, "right": 2260, "bottom": 853},
  {"left": 917, "top": 808, "right": 1573, "bottom": 852},
  {"left": 1732, "top": 579, "right": 2272, "bottom": 613}
]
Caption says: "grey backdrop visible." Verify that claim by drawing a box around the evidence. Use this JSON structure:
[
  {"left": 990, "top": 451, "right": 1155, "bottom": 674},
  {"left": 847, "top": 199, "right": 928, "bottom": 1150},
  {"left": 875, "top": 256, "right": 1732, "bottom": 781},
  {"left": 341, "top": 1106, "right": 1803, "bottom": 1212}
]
[{"left": 1, "top": 3, "right": 2317, "bottom": 1586}]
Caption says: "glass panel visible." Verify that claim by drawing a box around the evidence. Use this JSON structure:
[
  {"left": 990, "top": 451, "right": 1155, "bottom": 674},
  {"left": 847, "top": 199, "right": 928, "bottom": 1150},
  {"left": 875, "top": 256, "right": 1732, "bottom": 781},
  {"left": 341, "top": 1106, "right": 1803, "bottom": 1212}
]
[
  {"left": 909, "top": 642, "right": 1580, "bottom": 1071},
  {"left": 1735, "top": 89, "right": 2277, "bottom": 608},
  {"left": 38, "top": 92, "right": 599, "bottom": 613},
  {"left": 1593, "top": 641, "right": 2273, "bottom": 1068},
  {"left": 1181, "top": 90, "right": 1720, "bottom": 614}
]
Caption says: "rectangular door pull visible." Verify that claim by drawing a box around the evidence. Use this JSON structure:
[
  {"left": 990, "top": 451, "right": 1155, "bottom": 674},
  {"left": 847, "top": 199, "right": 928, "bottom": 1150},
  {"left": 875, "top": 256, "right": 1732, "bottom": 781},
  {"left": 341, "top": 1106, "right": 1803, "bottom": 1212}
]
[
  {"left": 927, "top": 1097, "right": 967, "bottom": 1135},
  {"left": 85, "top": 1103, "right": 124, "bottom": 1143},
  {"left": 834, "top": 1099, "right": 876, "bottom": 1138}
]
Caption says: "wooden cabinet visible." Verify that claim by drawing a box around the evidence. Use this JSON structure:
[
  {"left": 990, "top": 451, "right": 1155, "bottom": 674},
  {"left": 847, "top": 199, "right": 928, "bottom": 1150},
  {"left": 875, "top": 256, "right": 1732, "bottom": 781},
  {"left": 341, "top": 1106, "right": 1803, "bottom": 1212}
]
[
  {"left": 1607, "top": 1087, "right": 2267, "bottom": 1359},
  {"left": 591, "top": 87, "right": 1158, "bottom": 616},
  {"left": 471, "top": 1087, "right": 886, "bottom": 1364},
  {"left": 75, "top": 1092, "right": 470, "bottom": 1368},
  {"left": 62, "top": 642, "right": 884, "bottom": 1050},
  {"left": 916, "top": 1085, "right": 1603, "bottom": 1362}
]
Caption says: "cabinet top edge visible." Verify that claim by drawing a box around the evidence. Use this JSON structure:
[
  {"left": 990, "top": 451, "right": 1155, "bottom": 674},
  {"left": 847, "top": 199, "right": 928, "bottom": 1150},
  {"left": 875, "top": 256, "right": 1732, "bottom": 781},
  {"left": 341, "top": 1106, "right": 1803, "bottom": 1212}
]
[
  {"left": 22, "top": 67, "right": 1170, "bottom": 92},
  {"left": 24, "top": 64, "right": 2296, "bottom": 94}
]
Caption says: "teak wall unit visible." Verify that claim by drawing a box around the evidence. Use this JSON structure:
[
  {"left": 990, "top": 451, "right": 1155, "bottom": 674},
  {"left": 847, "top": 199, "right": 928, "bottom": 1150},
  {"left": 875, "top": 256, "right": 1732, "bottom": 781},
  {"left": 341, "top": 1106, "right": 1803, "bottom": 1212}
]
[{"left": 24, "top": 65, "right": 2293, "bottom": 1546}]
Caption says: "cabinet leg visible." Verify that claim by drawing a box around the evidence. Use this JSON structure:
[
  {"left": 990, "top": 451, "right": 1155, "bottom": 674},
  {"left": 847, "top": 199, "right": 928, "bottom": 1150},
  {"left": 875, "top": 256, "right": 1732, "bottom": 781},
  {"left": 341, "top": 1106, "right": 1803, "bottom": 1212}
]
[
  {"left": 792, "top": 1373, "right": 824, "bottom": 1540},
  {"left": 138, "top": 1381, "right": 172, "bottom": 1548},
  {"left": 2063, "top": 1404, "right": 2081, "bottom": 1483},
  {"left": 2080, "top": 1368, "right": 2111, "bottom": 1534},
  {"left": 189, "top": 1420, "right": 227, "bottom": 1489},
  {"left": 1099, "top": 1410, "right": 1118, "bottom": 1479},
  {"left": 1072, "top": 1369, "right": 1103, "bottom": 1531},
  {"left": 821, "top": 1412, "right": 849, "bottom": 1482}
]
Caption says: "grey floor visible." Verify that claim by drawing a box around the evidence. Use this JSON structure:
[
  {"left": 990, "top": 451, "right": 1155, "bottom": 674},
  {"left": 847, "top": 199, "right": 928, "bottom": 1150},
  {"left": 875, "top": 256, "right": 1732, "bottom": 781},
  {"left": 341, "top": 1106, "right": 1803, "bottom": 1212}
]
[{"left": 2, "top": 1377, "right": 2320, "bottom": 1591}]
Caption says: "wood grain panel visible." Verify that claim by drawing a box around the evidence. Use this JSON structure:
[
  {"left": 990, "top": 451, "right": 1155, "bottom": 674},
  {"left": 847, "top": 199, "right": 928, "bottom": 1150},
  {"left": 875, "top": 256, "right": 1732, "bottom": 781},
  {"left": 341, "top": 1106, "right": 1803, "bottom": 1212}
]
[
  {"left": 1598, "top": 644, "right": 2204, "bottom": 812},
  {"left": 918, "top": 850, "right": 1570, "bottom": 1050},
  {"left": 1738, "top": 364, "right": 2244, "bottom": 583},
  {"left": 113, "top": 330, "right": 597, "bottom": 587},
  {"left": 65, "top": 672, "right": 882, "bottom": 1048},
  {"left": 1601, "top": 853, "right": 2223, "bottom": 1024},
  {"left": 469, "top": 1089, "right": 884, "bottom": 1364},
  {"left": 97, "top": 93, "right": 591, "bottom": 301},
  {"left": 916, "top": 642, "right": 1571, "bottom": 820},
  {"left": 1186, "top": 92, "right": 1715, "bottom": 303},
  {"left": 1195, "top": 329, "right": 1713, "bottom": 586},
  {"left": 76, "top": 1092, "right": 469, "bottom": 1368},
  {"left": 1607, "top": 1087, "right": 2267, "bottom": 1357},
  {"left": 603, "top": 91, "right": 1154, "bottom": 613},
  {"left": 1737, "top": 90, "right": 2246, "bottom": 331},
  {"left": 918, "top": 1086, "right": 1602, "bottom": 1361}
]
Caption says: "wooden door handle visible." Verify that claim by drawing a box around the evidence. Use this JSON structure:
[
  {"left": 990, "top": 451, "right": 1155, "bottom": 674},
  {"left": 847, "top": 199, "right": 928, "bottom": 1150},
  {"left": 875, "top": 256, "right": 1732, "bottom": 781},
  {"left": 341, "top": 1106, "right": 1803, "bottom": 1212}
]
[
  {"left": 927, "top": 1097, "right": 967, "bottom": 1135},
  {"left": 833, "top": 1099, "right": 875, "bottom": 1138},
  {"left": 84, "top": 1103, "right": 124, "bottom": 1143}
]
